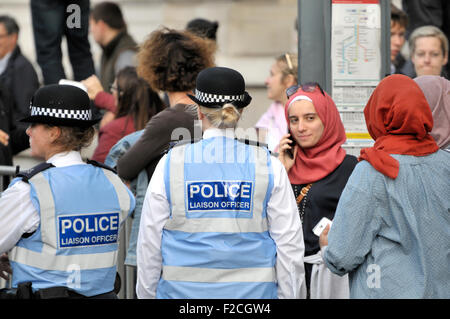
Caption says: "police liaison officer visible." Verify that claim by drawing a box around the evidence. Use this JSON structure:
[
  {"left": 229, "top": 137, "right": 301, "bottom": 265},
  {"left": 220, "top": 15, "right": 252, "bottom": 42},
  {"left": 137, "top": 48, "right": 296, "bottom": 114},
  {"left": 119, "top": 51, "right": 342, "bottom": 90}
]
[
  {"left": 0, "top": 84, "right": 135, "bottom": 299},
  {"left": 136, "top": 67, "right": 306, "bottom": 299}
]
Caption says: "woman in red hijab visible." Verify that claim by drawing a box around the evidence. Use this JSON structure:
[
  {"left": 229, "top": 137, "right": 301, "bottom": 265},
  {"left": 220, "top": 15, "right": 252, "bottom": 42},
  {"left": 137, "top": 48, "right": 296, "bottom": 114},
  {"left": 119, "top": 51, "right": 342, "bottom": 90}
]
[
  {"left": 278, "top": 82, "right": 358, "bottom": 299},
  {"left": 319, "top": 75, "right": 449, "bottom": 298}
]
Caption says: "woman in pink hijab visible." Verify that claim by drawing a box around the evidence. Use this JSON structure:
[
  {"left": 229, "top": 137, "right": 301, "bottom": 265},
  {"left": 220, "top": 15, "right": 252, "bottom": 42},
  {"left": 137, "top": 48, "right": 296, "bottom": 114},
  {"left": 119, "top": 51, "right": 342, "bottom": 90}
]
[{"left": 414, "top": 75, "right": 450, "bottom": 151}]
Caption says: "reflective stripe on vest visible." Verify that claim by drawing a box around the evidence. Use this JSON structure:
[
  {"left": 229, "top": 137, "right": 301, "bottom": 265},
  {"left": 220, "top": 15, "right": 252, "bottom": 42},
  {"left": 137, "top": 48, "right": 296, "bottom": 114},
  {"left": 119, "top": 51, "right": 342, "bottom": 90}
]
[
  {"left": 10, "top": 168, "right": 130, "bottom": 269},
  {"left": 162, "top": 265, "right": 276, "bottom": 283},
  {"left": 9, "top": 165, "right": 132, "bottom": 296},
  {"left": 166, "top": 143, "right": 269, "bottom": 233},
  {"left": 159, "top": 139, "right": 277, "bottom": 299}
]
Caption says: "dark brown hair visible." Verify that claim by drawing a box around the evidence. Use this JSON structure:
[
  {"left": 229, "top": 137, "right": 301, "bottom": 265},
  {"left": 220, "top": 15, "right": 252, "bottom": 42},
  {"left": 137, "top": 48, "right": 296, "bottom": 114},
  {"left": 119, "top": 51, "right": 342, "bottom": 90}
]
[
  {"left": 391, "top": 4, "right": 408, "bottom": 29},
  {"left": 137, "top": 27, "right": 215, "bottom": 93},
  {"left": 91, "top": 1, "right": 126, "bottom": 30},
  {"left": 115, "top": 66, "right": 166, "bottom": 131}
]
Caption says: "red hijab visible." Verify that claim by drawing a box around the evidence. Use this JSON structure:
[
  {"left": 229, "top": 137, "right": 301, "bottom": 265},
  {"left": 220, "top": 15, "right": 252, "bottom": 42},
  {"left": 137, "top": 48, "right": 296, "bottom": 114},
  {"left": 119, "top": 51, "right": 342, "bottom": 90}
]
[
  {"left": 359, "top": 74, "right": 439, "bottom": 179},
  {"left": 285, "top": 85, "right": 347, "bottom": 184}
]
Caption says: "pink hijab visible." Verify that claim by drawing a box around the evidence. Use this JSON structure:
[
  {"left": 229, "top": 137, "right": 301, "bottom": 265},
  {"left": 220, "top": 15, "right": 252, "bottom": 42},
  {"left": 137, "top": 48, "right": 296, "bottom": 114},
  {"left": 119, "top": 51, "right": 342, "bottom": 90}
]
[
  {"left": 414, "top": 75, "right": 450, "bottom": 149},
  {"left": 285, "top": 86, "right": 347, "bottom": 184}
]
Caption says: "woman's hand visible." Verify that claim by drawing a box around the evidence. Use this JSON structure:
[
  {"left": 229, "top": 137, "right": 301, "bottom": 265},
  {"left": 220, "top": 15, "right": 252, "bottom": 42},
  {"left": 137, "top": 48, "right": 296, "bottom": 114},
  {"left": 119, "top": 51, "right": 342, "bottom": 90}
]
[
  {"left": 81, "top": 75, "right": 104, "bottom": 100},
  {"left": 277, "top": 133, "right": 298, "bottom": 172},
  {"left": 319, "top": 224, "right": 330, "bottom": 248}
]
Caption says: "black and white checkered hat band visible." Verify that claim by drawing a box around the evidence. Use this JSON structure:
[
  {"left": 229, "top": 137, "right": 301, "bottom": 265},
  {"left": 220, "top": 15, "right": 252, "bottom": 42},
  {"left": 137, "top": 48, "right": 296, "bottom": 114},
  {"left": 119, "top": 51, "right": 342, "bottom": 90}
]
[
  {"left": 30, "top": 106, "right": 92, "bottom": 120},
  {"left": 195, "top": 89, "right": 245, "bottom": 104}
]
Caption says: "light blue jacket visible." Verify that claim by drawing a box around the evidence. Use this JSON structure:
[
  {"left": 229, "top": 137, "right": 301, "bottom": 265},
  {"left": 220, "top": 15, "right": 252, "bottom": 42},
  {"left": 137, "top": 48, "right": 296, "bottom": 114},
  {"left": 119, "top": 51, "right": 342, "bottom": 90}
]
[
  {"left": 323, "top": 151, "right": 450, "bottom": 298},
  {"left": 105, "top": 130, "right": 146, "bottom": 266},
  {"left": 158, "top": 136, "right": 277, "bottom": 299}
]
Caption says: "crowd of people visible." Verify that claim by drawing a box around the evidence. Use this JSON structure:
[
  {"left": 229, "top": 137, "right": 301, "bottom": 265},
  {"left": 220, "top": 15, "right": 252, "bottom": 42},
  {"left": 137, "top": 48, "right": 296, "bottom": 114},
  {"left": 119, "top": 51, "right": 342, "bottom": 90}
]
[{"left": 0, "top": 1, "right": 449, "bottom": 300}]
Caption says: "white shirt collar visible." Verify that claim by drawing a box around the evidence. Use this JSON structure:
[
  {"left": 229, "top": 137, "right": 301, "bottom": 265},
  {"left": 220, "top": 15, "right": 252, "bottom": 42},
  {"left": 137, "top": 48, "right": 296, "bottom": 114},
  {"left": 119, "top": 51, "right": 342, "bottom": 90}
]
[
  {"left": 46, "top": 151, "right": 85, "bottom": 167},
  {"left": 202, "top": 127, "right": 237, "bottom": 140},
  {"left": 0, "top": 51, "right": 12, "bottom": 75}
]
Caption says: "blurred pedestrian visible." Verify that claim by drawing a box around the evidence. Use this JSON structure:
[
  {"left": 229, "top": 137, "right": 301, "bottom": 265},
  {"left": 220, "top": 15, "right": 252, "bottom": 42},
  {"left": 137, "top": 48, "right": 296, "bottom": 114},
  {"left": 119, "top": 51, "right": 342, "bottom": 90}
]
[
  {"left": 320, "top": 74, "right": 450, "bottom": 298},
  {"left": 0, "top": 15, "right": 39, "bottom": 154},
  {"left": 91, "top": 66, "right": 165, "bottom": 163},
  {"left": 414, "top": 75, "right": 450, "bottom": 151},
  {"left": 116, "top": 27, "right": 214, "bottom": 184},
  {"left": 89, "top": 1, "right": 137, "bottom": 90},
  {"left": 390, "top": 4, "right": 414, "bottom": 76},
  {"left": 256, "top": 53, "right": 297, "bottom": 152},
  {"left": 30, "top": 0, "right": 95, "bottom": 84},
  {"left": 409, "top": 25, "right": 449, "bottom": 77}
]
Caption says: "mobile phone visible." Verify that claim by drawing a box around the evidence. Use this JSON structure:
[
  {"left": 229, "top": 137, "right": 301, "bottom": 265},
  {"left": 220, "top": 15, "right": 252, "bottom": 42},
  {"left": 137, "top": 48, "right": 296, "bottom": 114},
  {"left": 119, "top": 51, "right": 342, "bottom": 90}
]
[
  {"left": 312, "top": 217, "right": 332, "bottom": 237},
  {"left": 285, "top": 131, "right": 296, "bottom": 159}
]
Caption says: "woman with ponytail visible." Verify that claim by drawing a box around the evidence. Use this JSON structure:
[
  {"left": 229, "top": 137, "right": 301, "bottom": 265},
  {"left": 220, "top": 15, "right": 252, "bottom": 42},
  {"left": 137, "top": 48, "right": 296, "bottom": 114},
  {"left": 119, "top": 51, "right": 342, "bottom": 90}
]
[
  {"left": 136, "top": 67, "right": 306, "bottom": 299},
  {"left": 91, "top": 66, "right": 165, "bottom": 163},
  {"left": 320, "top": 74, "right": 450, "bottom": 298}
]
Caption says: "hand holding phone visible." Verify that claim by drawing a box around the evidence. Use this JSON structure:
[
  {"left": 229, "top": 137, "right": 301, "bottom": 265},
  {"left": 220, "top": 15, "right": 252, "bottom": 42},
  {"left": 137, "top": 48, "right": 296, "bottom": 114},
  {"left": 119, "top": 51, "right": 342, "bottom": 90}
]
[{"left": 313, "top": 217, "right": 332, "bottom": 237}]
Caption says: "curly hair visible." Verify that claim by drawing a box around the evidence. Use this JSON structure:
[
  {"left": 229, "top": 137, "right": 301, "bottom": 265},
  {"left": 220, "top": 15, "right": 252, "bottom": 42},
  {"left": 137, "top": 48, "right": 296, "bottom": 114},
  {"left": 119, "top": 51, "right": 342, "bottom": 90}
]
[{"left": 137, "top": 27, "right": 215, "bottom": 93}]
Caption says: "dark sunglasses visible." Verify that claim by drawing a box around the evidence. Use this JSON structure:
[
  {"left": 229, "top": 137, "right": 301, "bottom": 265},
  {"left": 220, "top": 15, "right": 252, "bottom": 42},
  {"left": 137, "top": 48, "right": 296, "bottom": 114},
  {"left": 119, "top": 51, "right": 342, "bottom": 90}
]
[{"left": 286, "top": 82, "right": 325, "bottom": 99}]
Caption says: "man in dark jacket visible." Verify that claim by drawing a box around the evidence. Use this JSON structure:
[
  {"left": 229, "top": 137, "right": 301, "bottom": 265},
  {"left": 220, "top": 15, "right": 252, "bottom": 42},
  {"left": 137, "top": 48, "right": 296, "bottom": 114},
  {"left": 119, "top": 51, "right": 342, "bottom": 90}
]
[
  {"left": 0, "top": 15, "right": 39, "bottom": 167},
  {"left": 89, "top": 2, "right": 137, "bottom": 90}
]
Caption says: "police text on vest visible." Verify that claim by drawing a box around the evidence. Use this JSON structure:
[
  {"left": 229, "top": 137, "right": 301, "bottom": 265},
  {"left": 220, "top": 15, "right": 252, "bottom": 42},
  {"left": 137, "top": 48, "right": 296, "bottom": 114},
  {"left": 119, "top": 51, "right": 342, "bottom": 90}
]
[
  {"left": 58, "top": 212, "right": 120, "bottom": 248},
  {"left": 186, "top": 181, "right": 253, "bottom": 213}
]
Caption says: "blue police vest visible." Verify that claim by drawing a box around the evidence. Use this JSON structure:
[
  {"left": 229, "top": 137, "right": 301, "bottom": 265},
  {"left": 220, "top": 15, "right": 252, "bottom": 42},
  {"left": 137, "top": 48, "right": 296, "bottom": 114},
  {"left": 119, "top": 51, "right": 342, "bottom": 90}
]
[
  {"left": 158, "top": 136, "right": 277, "bottom": 299},
  {"left": 8, "top": 164, "right": 134, "bottom": 297}
]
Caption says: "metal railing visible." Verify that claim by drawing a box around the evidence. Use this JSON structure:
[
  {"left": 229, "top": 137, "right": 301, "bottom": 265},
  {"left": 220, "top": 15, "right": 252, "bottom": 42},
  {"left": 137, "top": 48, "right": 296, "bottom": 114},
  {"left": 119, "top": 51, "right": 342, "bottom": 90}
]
[
  {"left": 0, "top": 165, "right": 19, "bottom": 290},
  {"left": 0, "top": 165, "right": 20, "bottom": 191}
]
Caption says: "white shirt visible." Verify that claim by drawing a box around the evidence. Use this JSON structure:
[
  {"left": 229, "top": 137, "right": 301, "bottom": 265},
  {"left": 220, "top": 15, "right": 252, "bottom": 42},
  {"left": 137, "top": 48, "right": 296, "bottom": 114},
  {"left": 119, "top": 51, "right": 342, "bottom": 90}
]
[
  {"left": 136, "top": 128, "right": 306, "bottom": 299},
  {"left": 0, "top": 51, "right": 12, "bottom": 75},
  {"left": 0, "top": 151, "right": 86, "bottom": 254}
]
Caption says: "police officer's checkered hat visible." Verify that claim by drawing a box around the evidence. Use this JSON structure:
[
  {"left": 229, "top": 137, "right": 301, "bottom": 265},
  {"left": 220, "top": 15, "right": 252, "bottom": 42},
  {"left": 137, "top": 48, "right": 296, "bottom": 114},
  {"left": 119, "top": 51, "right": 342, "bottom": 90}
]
[
  {"left": 20, "top": 84, "right": 101, "bottom": 128},
  {"left": 187, "top": 67, "right": 252, "bottom": 108}
]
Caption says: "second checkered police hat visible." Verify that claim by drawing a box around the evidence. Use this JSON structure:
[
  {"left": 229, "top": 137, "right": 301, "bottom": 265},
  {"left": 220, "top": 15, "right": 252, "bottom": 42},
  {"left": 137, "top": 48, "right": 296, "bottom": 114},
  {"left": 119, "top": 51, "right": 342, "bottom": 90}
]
[
  {"left": 20, "top": 84, "right": 101, "bottom": 128},
  {"left": 187, "top": 66, "right": 252, "bottom": 108}
]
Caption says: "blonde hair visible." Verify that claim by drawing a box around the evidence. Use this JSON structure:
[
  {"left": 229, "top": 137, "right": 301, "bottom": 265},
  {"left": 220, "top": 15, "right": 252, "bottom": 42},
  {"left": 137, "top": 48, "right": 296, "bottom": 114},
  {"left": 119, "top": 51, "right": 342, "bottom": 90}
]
[
  {"left": 200, "top": 103, "right": 242, "bottom": 129},
  {"left": 276, "top": 52, "right": 298, "bottom": 83},
  {"left": 409, "top": 25, "right": 449, "bottom": 57}
]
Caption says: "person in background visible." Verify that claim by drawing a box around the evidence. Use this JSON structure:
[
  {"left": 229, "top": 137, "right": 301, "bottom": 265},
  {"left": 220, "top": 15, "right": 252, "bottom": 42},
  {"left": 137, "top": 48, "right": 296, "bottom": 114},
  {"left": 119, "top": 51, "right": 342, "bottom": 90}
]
[
  {"left": 186, "top": 18, "right": 219, "bottom": 43},
  {"left": 390, "top": 4, "right": 414, "bottom": 76},
  {"left": 91, "top": 66, "right": 165, "bottom": 163},
  {"left": 319, "top": 74, "right": 450, "bottom": 298},
  {"left": 0, "top": 15, "right": 39, "bottom": 157},
  {"left": 136, "top": 66, "right": 306, "bottom": 299},
  {"left": 277, "top": 82, "right": 357, "bottom": 298},
  {"left": 409, "top": 25, "right": 449, "bottom": 77},
  {"left": 256, "top": 53, "right": 298, "bottom": 152},
  {"left": 0, "top": 84, "right": 135, "bottom": 299},
  {"left": 30, "top": 0, "right": 95, "bottom": 85},
  {"left": 414, "top": 75, "right": 450, "bottom": 151},
  {"left": 88, "top": 1, "right": 137, "bottom": 90},
  {"left": 116, "top": 27, "right": 214, "bottom": 184},
  {"left": 402, "top": 0, "right": 450, "bottom": 78}
]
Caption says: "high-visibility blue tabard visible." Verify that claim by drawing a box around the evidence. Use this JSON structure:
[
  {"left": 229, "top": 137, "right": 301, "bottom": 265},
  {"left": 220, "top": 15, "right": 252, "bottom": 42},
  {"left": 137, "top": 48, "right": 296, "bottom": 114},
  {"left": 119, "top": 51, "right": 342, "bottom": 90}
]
[
  {"left": 9, "top": 164, "right": 133, "bottom": 297},
  {"left": 158, "top": 136, "right": 277, "bottom": 299}
]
